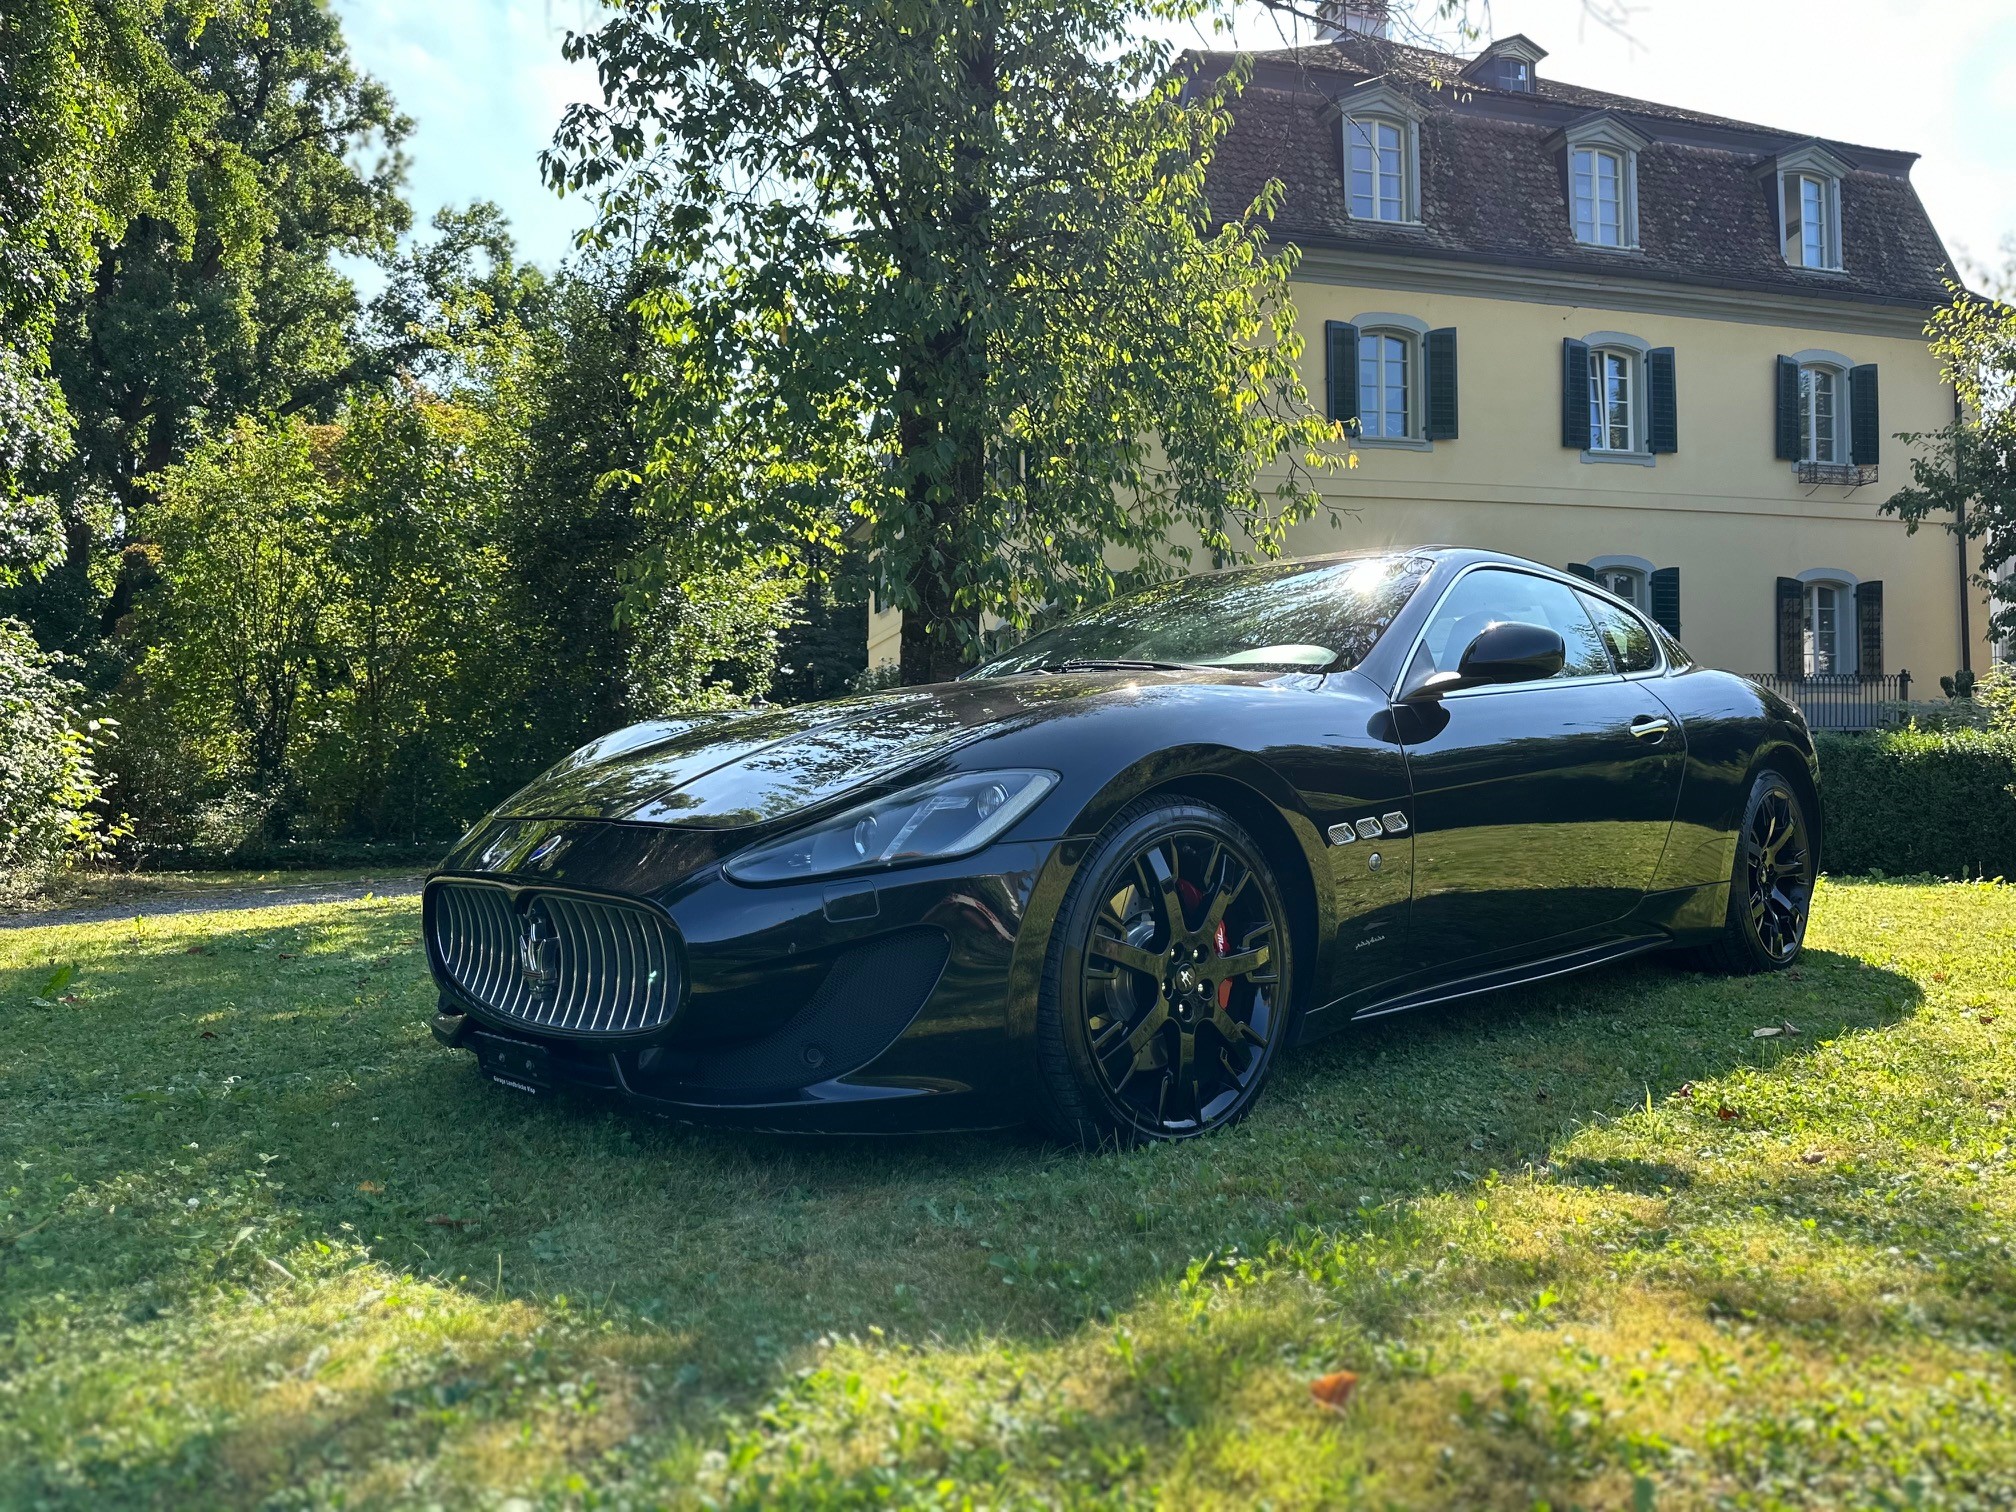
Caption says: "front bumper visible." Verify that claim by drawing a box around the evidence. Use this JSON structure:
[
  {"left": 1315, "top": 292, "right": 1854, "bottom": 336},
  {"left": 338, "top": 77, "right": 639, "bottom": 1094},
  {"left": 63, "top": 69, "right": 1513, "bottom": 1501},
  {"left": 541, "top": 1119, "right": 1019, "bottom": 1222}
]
[{"left": 423, "top": 818, "right": 1073, "bottom": 1132}]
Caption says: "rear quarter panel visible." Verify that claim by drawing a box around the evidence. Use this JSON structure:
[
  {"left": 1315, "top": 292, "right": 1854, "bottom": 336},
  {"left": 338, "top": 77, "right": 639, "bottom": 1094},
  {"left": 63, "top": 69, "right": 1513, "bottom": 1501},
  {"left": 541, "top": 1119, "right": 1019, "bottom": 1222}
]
[{"left": 1649, "top": 666, "right": 1820, "bottom": 895}]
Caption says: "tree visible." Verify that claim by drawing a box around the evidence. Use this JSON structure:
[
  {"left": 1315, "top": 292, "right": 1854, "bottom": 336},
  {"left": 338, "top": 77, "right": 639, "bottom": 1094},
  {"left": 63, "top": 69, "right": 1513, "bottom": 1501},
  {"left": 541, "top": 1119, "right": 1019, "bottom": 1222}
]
[
  {"left": 1, "top": 0, "right": 215, "bottom": 879},
  {"left": 1885, "top": 262, "right": 2016, "bottom": 657},
  {"left": 9, "top": 0, "right": 411, "bottom": 686},
  {"left": 135, "top": 416, "right": 338, "bottom": 814},
  {"left": 545, "top": 0, "right": 1345, "bottom": 685}
]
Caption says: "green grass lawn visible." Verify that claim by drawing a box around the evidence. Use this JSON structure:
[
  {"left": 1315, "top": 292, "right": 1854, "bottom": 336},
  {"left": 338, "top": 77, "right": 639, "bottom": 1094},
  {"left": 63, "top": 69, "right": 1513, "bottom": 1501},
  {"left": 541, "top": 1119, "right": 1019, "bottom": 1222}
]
[
  {"left": 3, "top": 879, "right": 2013, "bottom": 1508},
  {"left": 0, "top": 867, "right": 421, "bottom": 918}
]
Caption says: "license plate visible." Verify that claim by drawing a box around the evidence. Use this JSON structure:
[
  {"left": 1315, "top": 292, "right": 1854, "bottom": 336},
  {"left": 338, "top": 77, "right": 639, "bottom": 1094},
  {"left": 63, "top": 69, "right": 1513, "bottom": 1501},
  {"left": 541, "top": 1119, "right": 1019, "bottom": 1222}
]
[{"left": 471, "top": 1032, "right": 551, "bottom": 1095}]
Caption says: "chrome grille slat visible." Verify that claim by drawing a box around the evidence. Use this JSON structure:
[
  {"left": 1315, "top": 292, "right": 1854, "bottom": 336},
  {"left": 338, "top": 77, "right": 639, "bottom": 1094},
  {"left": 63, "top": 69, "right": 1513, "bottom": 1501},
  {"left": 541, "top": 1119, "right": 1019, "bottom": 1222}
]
[
  {"left": 429, "top": 882, "right": 681, "bottom": 1036},
  {"left": 618, "top": 909, "right": 645, "bottom": 1033}
]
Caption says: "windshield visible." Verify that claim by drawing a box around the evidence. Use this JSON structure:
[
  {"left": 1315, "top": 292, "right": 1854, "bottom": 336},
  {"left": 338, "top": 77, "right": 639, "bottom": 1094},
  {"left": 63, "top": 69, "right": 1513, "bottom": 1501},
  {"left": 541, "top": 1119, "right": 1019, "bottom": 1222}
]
[{"left": 970, "top": 555, "right": 1432, "bottom": 679}]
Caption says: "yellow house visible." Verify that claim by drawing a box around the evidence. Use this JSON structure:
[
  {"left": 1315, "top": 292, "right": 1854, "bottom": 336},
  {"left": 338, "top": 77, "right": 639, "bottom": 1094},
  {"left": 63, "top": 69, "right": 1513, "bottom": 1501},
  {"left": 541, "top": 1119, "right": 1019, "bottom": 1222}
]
[{"left": 868, "top": 18, "right": 1990, "bottom": 723}]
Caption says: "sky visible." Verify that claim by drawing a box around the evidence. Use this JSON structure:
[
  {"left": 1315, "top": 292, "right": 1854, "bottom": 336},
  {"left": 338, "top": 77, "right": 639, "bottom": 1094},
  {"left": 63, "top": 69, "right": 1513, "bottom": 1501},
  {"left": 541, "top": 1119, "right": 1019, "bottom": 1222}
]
[{"left": 332, "top": 0, "right": 2016, "bottom": 284}]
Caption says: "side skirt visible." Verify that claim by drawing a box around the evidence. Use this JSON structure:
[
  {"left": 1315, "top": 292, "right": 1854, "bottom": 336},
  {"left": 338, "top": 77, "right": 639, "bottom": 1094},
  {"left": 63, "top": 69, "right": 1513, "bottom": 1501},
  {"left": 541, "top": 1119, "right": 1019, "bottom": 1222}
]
[{"left": 1317, "top": 933, "right": 1673, "bottom": 1033}]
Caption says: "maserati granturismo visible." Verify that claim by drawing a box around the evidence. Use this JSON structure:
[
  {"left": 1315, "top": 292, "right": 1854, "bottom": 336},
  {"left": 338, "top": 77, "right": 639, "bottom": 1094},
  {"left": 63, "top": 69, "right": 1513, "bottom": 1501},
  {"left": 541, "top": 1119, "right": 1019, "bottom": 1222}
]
[{"left": 423, "top": 547, "right": 1819, "bottom": 1146}]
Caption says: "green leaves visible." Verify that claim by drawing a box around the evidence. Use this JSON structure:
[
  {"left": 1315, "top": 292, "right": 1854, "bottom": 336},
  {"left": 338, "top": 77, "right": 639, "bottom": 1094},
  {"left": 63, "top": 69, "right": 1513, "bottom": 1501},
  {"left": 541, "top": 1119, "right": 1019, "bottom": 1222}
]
[
  {"left": 25, "top": 963, "right": 77, "bottom": 1009},
  {"left": 550, "top": 0, "right": 1345, "bottom": 683}
]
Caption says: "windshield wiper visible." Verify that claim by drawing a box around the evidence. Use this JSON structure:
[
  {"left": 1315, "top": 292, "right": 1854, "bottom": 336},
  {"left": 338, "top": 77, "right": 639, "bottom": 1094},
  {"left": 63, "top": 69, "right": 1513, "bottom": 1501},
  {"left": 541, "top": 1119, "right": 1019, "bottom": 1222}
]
[{"left": 1025, "top": 657, "right": 1207, "bottom": 674}]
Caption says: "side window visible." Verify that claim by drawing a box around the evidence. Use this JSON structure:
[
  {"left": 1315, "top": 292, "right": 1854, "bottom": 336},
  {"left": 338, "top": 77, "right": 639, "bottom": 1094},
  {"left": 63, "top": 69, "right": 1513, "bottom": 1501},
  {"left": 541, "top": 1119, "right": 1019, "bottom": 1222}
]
[
  {"left": 1410, "top": 569, "right": 1612, "bottom": 684},
  {"left": 1578, "top": 592, "right": 1658, "bottom": 673}
]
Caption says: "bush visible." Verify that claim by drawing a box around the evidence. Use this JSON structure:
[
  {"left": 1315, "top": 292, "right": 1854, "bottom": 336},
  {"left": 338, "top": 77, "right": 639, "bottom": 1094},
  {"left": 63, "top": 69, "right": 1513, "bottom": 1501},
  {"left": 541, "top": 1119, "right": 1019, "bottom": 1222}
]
[
  {"left": 0, "top": 619, "right": 120, "bottom": 887},
  {"left": 1816, "top": 726, "right": 2016, "bottom": 878}
]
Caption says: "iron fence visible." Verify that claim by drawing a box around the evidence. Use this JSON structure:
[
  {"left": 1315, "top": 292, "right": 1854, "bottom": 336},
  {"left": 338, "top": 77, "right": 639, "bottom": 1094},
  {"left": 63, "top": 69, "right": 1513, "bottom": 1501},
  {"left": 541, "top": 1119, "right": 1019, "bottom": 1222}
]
[{"left": 1742, "top": 671, "right": 1912, "bottom": 731}]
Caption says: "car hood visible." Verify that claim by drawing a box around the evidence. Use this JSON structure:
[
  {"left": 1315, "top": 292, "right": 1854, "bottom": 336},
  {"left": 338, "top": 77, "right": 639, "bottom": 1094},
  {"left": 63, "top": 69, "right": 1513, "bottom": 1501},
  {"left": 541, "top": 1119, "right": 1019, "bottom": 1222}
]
[{"left": 491, "top": 671, "right": 1286, "bottom": 829}]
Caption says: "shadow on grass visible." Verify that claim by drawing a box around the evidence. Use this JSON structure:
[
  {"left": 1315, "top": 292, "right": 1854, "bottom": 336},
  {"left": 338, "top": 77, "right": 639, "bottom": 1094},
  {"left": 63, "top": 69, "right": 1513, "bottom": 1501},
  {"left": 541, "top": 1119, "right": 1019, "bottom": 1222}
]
[{"left": 0, "top": 910, "right": 1938, "bottom": 1503}]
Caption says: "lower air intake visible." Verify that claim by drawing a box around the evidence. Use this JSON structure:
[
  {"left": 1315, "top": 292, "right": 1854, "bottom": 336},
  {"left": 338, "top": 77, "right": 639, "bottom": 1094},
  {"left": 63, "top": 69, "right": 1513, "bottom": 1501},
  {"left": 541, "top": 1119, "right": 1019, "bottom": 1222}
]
[{"left": 428, "top": 881, "right": 682, "bottom": 1036}]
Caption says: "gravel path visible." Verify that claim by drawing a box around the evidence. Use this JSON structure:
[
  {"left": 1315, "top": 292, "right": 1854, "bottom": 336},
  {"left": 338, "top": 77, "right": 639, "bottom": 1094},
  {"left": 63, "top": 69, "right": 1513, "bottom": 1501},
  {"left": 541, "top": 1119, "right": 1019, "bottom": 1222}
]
[{"left": 0, "top": 876, "right": 426, "bottom": 930}]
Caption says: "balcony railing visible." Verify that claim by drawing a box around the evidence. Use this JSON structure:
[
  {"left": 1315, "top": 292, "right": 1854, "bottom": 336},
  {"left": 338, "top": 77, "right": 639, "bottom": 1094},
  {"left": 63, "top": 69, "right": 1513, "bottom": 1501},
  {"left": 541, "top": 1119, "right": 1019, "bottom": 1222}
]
[
  {"left": 1794, "top": 461, "right": 1878, "bottom": 487},
  {"left": 1743, "top": 671, "right": 1911, "bottom": 731}
]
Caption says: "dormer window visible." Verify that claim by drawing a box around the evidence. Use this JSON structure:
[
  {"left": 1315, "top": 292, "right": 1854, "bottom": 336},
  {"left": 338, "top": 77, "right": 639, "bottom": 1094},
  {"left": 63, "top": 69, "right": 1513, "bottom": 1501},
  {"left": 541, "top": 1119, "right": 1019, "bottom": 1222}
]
[
  {"left": 1336, "top": 82, "right": 1425, "bottom": 225},
  {"left": 1556, "top": 114, "right": 1648, "bottom": 251},
  {"left": 1349, "top": 118, "right": 1406, "bottom": 221},
  {"left": 1572, "top": 148, "right": 1625, "bottom": 246},
  {"left": 1773, "top": 143, "right": 1849, "bottom": 271},
  {"left": 1461, "top": 34, "right": 1547, "bottom": 95},
  {"left": 1782, "top": 172, "right": 1840, "bottom": 268}
]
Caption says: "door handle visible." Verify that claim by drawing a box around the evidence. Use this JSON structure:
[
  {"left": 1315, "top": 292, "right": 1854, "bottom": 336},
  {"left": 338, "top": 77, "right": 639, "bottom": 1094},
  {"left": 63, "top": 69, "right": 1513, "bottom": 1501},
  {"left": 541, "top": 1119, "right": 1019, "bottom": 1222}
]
[{"left": 1630, "top": 715, "right": 1673, "bottom": 741}]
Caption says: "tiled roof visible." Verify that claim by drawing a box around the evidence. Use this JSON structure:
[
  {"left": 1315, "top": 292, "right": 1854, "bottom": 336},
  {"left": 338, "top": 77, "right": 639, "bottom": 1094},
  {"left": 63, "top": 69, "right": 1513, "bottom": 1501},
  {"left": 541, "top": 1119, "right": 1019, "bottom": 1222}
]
[{"left": 1192, "top": 35, "right": 1956, "bottom": 309}]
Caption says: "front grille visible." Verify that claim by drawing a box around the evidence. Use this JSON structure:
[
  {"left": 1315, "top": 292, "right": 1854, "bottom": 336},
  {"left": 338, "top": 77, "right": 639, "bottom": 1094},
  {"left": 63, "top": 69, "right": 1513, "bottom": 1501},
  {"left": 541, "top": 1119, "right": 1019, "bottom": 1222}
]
[{"left": 428, "top": 882, "right": 683, "bottom": 1036}]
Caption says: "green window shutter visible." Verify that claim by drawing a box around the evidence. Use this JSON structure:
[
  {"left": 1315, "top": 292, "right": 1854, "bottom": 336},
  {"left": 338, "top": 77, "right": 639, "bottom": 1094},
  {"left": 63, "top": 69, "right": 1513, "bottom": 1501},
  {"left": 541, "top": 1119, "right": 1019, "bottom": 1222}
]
[
  {"left": 1646, "top": 347, "right": 1679, "bottom": 454},
  {"left": 1774, "top": 356, "right": 1801, "bottom": 461},
  {"left": 1325, "top": 321, "right": 1360, "bottom": 433},
  {"left": 1649, "top": 566, "right": 1681, "bottom": 639},
  {"left": 1850, "top": 363, "right": 1881, "bottom": 466},
  {"left": 1565, "top": 562, "right": 1596, "bottom": 581},
  {"left": 1424, "top": 327, "right": 1459, "bottom": 441},
  {"left": 1561, "top": 339, "right": 1591, "bottom": 449},
  {"left": 1856, "top": 579, "right": 1884, "bottom": 676},
  {"left": 1776, "top": 576, "right": 1803, "bottom": 676}
]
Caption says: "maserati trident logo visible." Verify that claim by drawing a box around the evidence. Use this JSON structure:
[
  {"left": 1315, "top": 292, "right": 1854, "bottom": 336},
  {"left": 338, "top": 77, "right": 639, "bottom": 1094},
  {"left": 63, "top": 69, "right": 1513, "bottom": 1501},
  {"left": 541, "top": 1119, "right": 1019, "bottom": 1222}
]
[
  {"left": 517, "top": 903, "right": 559, "bottom": 998},
  {"left": 527, "top": 833, "right": 570, "bottom": 871}
]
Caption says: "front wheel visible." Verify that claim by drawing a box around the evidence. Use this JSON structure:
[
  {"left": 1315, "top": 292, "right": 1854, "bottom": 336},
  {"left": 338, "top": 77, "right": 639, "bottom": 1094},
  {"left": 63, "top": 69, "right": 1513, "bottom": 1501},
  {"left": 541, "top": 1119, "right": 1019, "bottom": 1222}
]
[
  {"left": 1697, "top": 769, "right": 1815, "bottom": 974},
  {"left": 1033, "top": 797, "right": 1293, "bottom": 1149}
]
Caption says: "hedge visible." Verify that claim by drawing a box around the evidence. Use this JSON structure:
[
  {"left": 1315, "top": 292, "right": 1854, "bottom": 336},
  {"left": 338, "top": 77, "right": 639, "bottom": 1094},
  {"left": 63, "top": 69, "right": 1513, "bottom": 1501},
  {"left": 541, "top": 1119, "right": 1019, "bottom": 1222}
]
[{"left": 1816, "top": 727, "right": 2016, "bottom": 879}]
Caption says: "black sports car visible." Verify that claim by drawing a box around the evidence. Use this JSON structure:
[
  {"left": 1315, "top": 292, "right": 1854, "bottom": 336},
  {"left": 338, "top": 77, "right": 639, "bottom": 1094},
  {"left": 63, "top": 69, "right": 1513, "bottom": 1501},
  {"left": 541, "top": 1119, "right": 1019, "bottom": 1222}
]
[{"left": 424, "top": 546, "right": 1819, "bottom": 1146}]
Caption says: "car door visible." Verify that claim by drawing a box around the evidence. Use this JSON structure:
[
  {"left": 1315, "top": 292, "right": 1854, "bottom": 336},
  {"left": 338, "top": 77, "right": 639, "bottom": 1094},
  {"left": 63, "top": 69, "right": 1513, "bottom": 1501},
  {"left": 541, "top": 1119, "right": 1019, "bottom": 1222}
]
[{"left": 1390, "top": 565, "right": 1686, "bottom": 972}]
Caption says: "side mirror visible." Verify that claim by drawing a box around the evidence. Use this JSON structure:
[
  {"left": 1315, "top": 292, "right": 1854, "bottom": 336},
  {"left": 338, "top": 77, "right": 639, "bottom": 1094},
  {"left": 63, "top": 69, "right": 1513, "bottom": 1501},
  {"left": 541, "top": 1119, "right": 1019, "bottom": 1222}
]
[
  {"left": 1457, "top": 621, "right": 1565, "bottom": 686},
  {"left": 1409, "top": 621, "right": 1566, "bottom": 698}
]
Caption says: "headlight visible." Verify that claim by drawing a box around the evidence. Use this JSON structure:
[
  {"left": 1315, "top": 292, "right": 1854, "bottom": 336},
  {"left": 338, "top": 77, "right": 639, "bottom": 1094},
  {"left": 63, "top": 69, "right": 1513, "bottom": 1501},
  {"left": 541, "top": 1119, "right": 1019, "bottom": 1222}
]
[{"left": 722, "top": 769, "right": 1058, "bottom": 884}]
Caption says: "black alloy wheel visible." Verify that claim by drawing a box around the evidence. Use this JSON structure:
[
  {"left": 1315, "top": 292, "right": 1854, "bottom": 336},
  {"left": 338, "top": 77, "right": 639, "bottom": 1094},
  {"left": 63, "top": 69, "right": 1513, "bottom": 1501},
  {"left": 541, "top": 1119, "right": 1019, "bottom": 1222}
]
[
  {"left": 1035, "top": 797, "right": 1291, "bottom": 1147},
  {"left": 1701, "top": 770, "right": 1814, "bottom": 973}
]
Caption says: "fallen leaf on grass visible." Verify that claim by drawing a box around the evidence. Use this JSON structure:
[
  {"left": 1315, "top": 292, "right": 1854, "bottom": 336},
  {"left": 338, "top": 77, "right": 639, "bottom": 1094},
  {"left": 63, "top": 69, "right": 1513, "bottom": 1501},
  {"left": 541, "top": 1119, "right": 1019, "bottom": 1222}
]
[
  {"left": 1933, "top": 972, "right": 1949, "bottom": 983},
  {"left": 426, "top": 1215, "right": 475, "bottom": 1228},
  {"left": 357, "top": 1181, "right": 383, "bottom": 1194},
  {"left": 1310, "top": 1371, "right": 1359, "bottom": 1412},
  {"left": 1716, "top": 1105, "right": 1741, "bottom": 1121}
]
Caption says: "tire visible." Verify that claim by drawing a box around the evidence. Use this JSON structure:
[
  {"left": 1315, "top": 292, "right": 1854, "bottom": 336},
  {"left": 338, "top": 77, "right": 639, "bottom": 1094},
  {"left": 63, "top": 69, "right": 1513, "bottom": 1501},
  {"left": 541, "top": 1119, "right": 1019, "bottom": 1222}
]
[
  {"left": 1033, "top": 796, "right": 1294, "bottom": 1149},
  {"left": 1695, "top": 768, "right": 1815, "bottom": 974}
]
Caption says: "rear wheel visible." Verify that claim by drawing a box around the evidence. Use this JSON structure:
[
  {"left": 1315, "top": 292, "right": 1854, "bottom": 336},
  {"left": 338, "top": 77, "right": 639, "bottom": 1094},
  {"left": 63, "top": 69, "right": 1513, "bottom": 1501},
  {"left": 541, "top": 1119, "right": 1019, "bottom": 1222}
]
[
  {"left": 1034, "top": 797, "right": 1292, "bottom": 1148},
  {"left": 1697, "top": 769, "right": 1814, "bottom": 974}
]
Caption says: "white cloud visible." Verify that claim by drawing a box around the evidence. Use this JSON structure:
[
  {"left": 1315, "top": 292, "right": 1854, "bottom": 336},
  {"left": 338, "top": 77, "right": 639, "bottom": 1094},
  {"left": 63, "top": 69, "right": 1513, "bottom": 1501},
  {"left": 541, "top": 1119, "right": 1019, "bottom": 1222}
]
[{"left": 335, "top": 0, "right": 602, "bottom": 271}]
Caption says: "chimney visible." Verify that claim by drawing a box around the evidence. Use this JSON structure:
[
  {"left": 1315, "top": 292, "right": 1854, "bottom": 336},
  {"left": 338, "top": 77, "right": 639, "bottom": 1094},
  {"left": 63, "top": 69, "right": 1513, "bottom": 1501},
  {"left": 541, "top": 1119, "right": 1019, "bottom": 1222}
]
[{"left": 1316, "top": 2, "right": 1391, "bottom": 41}]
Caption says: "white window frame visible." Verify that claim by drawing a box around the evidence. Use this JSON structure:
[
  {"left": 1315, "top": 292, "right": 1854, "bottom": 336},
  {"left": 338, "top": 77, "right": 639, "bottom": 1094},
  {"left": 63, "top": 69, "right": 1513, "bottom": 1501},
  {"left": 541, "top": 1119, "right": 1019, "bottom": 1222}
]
[
  {"left": 1575, "top": 330, "right": 1655, "bottom": 465},
  {"left": 1774, "top": 143, "right": 1849, "bottom": 272},
  {"left": 1789, "top": 347, "right": 1857, "bottom": 469},
  {"left": 1349, "top": 312, "right": 1430, "bottom": 446},
  {"left": 1357, "top": 328, "right": 1415, "bottom": 440},
  {"left": 1796, "top": 567, "right": 1859, "bottom": 678},
  {"left": 1556, "top": 114, "right": 1647, "bottom": 251},
  {"left": 1572, "top": 147, "right": 1627, "bottom": 247},
  {"left": 1348, "top": 117, "right": 1408, "bottom": 222},
  {"left": 1588, "top": 347, "right": 1639, "bottom": 453},
  {"left": 1337, "top": 83, "right": 1425, "bottom": 226},
  {"left": 1596, "top": 565, "right": 1646, "bottom": 607}
]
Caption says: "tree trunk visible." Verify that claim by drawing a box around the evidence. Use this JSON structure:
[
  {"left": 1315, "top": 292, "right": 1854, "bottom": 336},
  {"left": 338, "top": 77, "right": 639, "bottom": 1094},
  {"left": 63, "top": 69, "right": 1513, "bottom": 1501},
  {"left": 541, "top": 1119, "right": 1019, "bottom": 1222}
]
[{"left": 895, "top": 11, "right": 995, "bottom": 687}]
